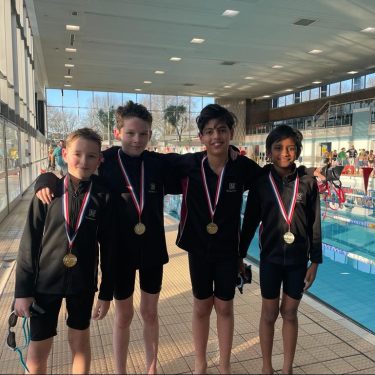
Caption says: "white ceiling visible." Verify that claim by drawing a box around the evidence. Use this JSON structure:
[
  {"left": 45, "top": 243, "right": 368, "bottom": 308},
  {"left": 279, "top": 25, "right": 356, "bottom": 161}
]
[{"left": 27, "top": 0, "right": 375, "bottom": 99}]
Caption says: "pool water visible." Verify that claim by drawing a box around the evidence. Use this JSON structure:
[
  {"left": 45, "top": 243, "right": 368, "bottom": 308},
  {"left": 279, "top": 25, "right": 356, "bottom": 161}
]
[
  {"left": 247, "top": 212, "right": 375, "bottom": 334},
  {"left": 164, "top": 194, "right": 375, "bottom": 334}
]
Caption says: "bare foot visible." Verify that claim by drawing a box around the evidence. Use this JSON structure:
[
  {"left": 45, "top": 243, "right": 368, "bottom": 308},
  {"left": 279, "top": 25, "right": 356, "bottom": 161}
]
[
  {"left": 262, "top": 367, "right": 275, "bottom": 374},
  {"left": 219, "top": 365, "right": 231, "bottom": 374},
  {"left": 193, "top": 361, "right": 207, "bottom": 374}
]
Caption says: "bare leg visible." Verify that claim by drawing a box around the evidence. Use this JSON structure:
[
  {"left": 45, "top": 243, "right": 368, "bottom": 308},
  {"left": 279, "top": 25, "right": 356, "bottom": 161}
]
[
  {"left": 280, "top": 294, "right": 301, "bottom": 374},
  {"left": 68, "top": 327, "right": 91, "bottom": 374},
  {"left": 214, "top": 297, "right": 234, "bottom": 374},
  {"left": 140, "top": 290, "right": 160, "bottom": 374},
  {"left": 259, "top": 298, "right": 279, "bottom": 374},
  {"left": 192, "top": 297, "right": 214, "bottom": 374},
  {"left": 113, "top": 297, "right": 134, "bottom": 374},
  {"left": 26, "top": 338, "right": 53, "bottom": 374}
]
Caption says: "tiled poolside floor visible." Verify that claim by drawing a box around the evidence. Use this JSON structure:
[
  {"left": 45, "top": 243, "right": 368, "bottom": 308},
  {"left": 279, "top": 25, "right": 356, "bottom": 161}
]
[{"left": 0, "top": 190, "right": 374, "bottom": 374}]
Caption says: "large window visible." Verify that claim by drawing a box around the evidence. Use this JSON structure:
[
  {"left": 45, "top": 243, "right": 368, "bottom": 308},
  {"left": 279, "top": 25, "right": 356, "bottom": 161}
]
[
  {"left": 272, "top": 72, "right": 375, "bottom": 108},
  {"left": 46, "top": 90, "right": 214, "bottom": 146},
  {"left": 5, "top": 124, "right": 20, "bottom": 204},
  {"left": 0, "top": 119, "right": 6, "bottom": 213}
]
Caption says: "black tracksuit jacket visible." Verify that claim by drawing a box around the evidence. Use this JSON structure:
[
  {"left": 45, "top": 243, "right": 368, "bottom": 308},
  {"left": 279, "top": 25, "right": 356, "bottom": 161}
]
[
  {"left": 34, "top": 147, "right": 179, "bottom": 269},
  {"left": 99, "top": 147, "right": 175, "bottom": 268},
  {"left": 169, "top": 152, "right": 263, "bottom": 259},
  {"left": 16, "top": 175, "right": 114, "bottom": 299},
  {"left": 239, "top": 165, "right": 322, "bottom": 265}
]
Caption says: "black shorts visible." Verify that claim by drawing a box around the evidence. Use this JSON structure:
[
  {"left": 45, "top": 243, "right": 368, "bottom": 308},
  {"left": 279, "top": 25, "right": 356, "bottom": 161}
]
[
  {"left": 260, "top": 262, "right": 307, "bottom": 300},
  {"left": 30, "top": 293, "right": 95, "bottom": 341},
  {"left": 188, "top": 253, "right": 238, "bottom": 301},
  {"left": 114, "top": 264, "right": 163, "bottom": 300}
]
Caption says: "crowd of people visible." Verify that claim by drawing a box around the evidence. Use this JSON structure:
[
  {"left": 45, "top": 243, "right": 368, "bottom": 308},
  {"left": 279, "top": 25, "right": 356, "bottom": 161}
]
[
  {"left": 323, "top": 146, "right": 374, "bottom": 176},
  {"left": 12, "top": 102, "right": 323, "bottom": 374}
]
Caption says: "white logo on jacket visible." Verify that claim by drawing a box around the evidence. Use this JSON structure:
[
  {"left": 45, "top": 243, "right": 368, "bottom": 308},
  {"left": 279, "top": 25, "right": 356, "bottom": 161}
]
[{"left": 226, "top": 182, "right": 237, "bottom": 192}]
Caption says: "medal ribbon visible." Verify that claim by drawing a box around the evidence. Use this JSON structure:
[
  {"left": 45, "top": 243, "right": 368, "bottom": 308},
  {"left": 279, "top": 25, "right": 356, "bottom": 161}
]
[
  {"left": 117, "top": 149, "right": 144, "bottom": 222},
  {"left": 63, "top": 176, "right": 92, "bottom": 250},
  {"left": 268, "top": 172, "right": 299, "bottom": 228},
  {"left": 201, "top": 155, "right": 226, "bottom": 222}
]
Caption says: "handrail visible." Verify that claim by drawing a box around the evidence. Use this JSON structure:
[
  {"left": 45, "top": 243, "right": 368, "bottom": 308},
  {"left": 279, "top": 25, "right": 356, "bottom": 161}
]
[{"left": 314, "top": 101, "right": 336, "bottom": 120}]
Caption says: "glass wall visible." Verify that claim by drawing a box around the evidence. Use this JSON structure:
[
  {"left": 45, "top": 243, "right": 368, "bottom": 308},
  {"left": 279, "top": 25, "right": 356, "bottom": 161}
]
[
  {"left": 5, "top": 124, "right": 20, "bottom": 204},
  {"left": 46, "top": 90, "right": 214, "bottom": 148},
  {"left": 0, "top": 119, "right": 7, "bottom": 213},
  {"left": 272, "top": 72, "right": 375, "bottom": 108}
]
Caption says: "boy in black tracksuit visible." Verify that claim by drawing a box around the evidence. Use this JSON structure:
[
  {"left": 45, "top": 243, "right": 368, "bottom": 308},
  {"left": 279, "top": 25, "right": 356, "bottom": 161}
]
[
  {"left": 33, "top": 102, "right": 175, "bottom": 374},
  {"left": 239, "top": 125, "right": 322, "bottom": 375},
  {"left": 168, "top": 104, "right": 265, "bottom": 374},
  {"left": 14, "top": 128, "right": 114, "bottom": 374}
]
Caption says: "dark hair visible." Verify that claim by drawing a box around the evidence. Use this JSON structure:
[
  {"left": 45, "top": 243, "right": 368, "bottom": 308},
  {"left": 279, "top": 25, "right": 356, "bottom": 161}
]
[
  {"left": 266, "top": 125, "right": 303, "bottom": 158},
  {"left": 66, "top": 127, "right": 102, "bottom": 149},
  {"left": 196, "top": 104, "right": 237, "bottom": 134},
  {"left": 115, "top": 101, "right": 153, "bottom": 130}
]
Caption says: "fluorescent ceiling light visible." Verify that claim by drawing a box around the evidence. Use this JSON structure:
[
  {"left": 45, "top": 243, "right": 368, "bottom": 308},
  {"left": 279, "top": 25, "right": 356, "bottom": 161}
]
[
  {"left": 207, "top": 92, "right": 214, "bottom": 95},
  {"left": 224, "top": 85, "right": 232, "bottom": 88},
  {"left": 154, "top": 70, "right": 165, "bottom": 74},
  {"left": 144, "top": 81, "right": 152, "bottom": 84},
  {"left": 347, "top": 71, "right": 358, "bottom": 74},
  {"left": 244, "top": 76, "right": 254, "bottom": 80},
  {"left": 312, "top": 80, "right": 322, "bottom": 84},
  {"left": 285, "top": 89, "right": 293, "bottom": 92},
  {"left": 361, "top": 27, "right": 375, "bottom": 33},
  {"left": 272, "top": 65, "right": 283, "bottom": 69},
  {"left": 66, "top": 25, "right": 80, "bottom": 31},
  {"left": 191, "top": 38, "right": 205, "bottom": 44},
  {"left": 170, "top": 57, "right": 182, "bottom": 61},
  {"left": 65, "top": 48, "right": 76, "bottom": 53},
  {"left": 64, "top": 75, "right": 73, "bottom": 79},
  {"left": 64, "top": 63, "right": 74, "bottom": 68},
  {"left": 64, "top": 84, "right": 71, "bottom": 87},
  {"left": 134, "top": 88, "right": 142, "bottom": 91},
  {"left": 308, "top": 49, "right": 323, "bottom": 54},
  {"left": 222, "top": 9, "right": 239, "bottom": 17},
  {"left": 263, "top": 95, "right": 270, "bottom": 98}
]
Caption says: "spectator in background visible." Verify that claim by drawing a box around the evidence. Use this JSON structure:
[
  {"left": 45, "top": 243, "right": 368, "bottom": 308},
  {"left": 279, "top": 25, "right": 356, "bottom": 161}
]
[
  {"left": 48, "top": 145, "right": 55, "bottom": 171},
  {"left": 53, "top": 140, "right": 67, "bottom": 177},
  {"left": 346, "top": 145, "right": 357, "bottom": 166},
  {"left": 8, "top": 144, "right": 19, "bottom": 169},
  {"left": 337, "top": 148, "right": 347, "bottom": 166}
]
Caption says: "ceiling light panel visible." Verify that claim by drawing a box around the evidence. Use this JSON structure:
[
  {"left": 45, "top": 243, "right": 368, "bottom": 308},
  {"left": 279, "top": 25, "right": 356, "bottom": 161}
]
[
  {"left": 222, "top": 9, "right": 239, "bottom": 17},
  {"left": 66, "top": 25, "right": 80, "bottom": 31},
  {"left": 170, "top": 57, "right": 182, "bottom": 61},
  {"left": 308, "top": 49, "right": 323, "bottom": 54},
  {"left": 65, "top": 63, "right": 74, "bottom": 68},
  {"left": 191, "top": 38, "right": 205, "bottom": 44},
  {"left": 64, "top": 75, "right": 73, "bottom": 79},
  {"left": 154, "top": 70, "right": 165, "bottom": 74},
  {"left": 361, "top": 27, "right": 375, "bottom": 33},
  {"left": 347, "top": 71, "right": 358, "bottom": 74},
  {"left": 65, "top": 48, "right": 76, "bottom": 52},
  {"left": 272, "top": 65, "right": 283, "bottom": 69}
]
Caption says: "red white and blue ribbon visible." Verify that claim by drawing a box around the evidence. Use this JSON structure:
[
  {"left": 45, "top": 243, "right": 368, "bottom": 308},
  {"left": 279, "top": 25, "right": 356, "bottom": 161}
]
[
  {"left": 268, "top": 172, "right": 299, "bottom": 228},
  {"left": 117, "top": 149, "right": 144, "bottom": 221},
  {"left": 63, "top": 175, "right": 92, "bottom": 250},
  {"left": 201, "top": 155, "right": 226, "bottom": 221}
]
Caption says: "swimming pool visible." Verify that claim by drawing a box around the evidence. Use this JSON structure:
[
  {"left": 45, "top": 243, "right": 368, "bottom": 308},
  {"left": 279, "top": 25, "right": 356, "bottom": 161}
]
[{"left": 164, "top": 194, "right": 375, "bottom": 334}]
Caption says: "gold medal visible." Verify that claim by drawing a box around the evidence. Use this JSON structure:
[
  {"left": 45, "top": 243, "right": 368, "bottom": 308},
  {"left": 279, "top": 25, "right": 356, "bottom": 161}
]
[
  {"left": 206, "top": 222, "right": 218, "bottom": 235},
  {"left": 283, "top": 231, "right": 295, "bottom": 244},
  {"left": 134, "top": 222, "right": 146, "bottom": 235},
  {"left": 63, "top": 253, "right": 78, "bottom": 268}
]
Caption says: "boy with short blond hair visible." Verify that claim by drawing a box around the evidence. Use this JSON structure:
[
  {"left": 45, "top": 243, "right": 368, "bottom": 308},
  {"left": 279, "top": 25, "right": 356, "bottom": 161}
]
[{"left": 15, "top": 127, "right": 114, "bottom": 374}]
